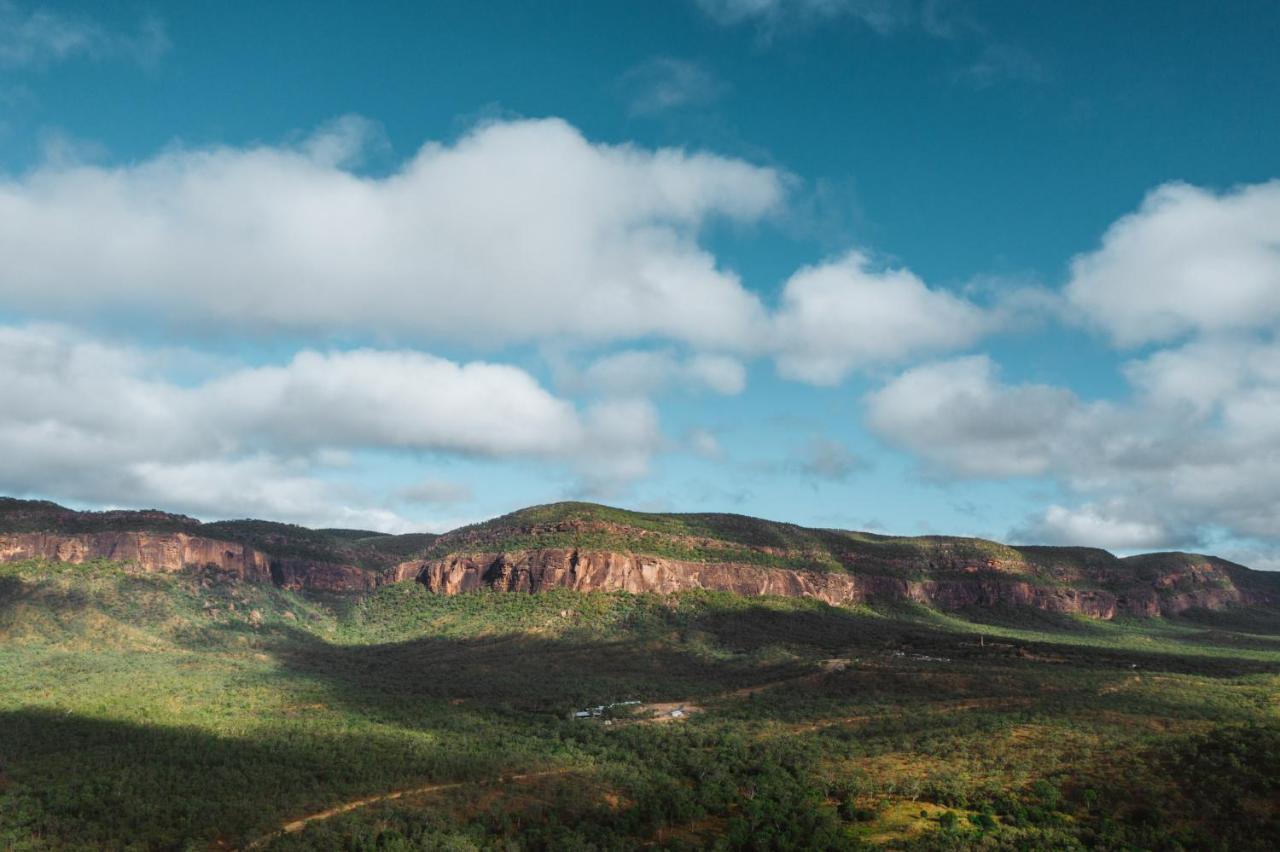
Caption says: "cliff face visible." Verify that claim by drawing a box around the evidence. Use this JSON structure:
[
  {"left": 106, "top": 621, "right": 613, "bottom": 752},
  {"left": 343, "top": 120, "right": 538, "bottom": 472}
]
[
  {"left": 1, "top": 497, "right": 1272, "bottom": 618},
  {"left": 270, "top": 558, "right": 379, "bottom": 593},
  {"left": 398, "top": 549, "right": 1259, "bottom": 619},
  {"left": 0, "top": 531, "right": 377, "bottom": 592},
  {"left": 0, "top": 531, "right": 273, "bottom": 581}
]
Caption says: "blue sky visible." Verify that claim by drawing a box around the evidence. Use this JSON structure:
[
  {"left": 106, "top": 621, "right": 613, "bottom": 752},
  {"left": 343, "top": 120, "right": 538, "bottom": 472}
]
[{"left": 1, "top": 1, "right": 1279, "bottom": 567}]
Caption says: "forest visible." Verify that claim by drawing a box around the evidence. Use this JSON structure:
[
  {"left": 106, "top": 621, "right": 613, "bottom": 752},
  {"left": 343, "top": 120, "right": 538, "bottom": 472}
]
[{"left": 1, "top": 558, "right": 1277, "bottom": 850}]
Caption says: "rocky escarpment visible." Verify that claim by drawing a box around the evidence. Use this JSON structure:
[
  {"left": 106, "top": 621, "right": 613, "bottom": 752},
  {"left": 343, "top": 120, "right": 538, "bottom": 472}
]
[
  {"left": 2, "top": 498, "right": 1273, "bottom": 617},
  {"left": 396, "top": 549, "right": 1263, "bottom": 619},
  {"left": 0, "top": 531, "right": 274, "bottom": 581},
  {"left": 0, "top": 531, "right": 378, "bottom": 592}
]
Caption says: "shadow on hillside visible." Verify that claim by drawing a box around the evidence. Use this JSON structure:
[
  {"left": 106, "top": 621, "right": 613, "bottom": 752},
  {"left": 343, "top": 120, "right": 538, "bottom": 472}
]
[
  {"left": 257, "top": 624, "right": 810, "bottom": 721},
  {"left": 0, "top": 708, "right": 532, "bottom": 850},
  {"left": 1173, "top": 605, "right": 1280, "bottom": 635},
  {"left": 242, "top": 598, "right": 1280, "bottom": 732}
]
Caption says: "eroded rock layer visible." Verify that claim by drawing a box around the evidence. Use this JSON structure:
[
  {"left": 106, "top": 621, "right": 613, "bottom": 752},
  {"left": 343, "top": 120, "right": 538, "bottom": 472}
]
[
  {"left": 1, "top": 496, "right": 1273, "bottom": 618},
  {"left": 399, "top": 549, "right": 1264, "bottom": 619},
  {"left": 0, "top": 531, "right": 377, "bottom": 591}
]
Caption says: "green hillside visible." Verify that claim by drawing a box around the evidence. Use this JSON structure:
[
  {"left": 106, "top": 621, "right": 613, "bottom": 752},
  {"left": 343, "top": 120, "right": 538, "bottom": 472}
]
[
  {"left": 425, "top": 502, "right": 1280, "bottom": 605},
  {"left": 1, "top": 556, "right": 1278, "bottom": 849},
  {"left": 431, "top": 501, "right": 1056, "bottom": 576}
]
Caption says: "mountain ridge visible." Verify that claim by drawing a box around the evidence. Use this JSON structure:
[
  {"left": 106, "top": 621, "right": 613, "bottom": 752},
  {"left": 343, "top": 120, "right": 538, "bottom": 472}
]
[{"left": 1, "top": 496, "right": 1276, "bottom": 619}]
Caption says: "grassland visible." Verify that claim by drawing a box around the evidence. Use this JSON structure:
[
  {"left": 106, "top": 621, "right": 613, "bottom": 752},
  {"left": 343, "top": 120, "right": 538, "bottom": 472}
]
[{"left": 1, "top": 558, "right": 1278, "bottom": 850}]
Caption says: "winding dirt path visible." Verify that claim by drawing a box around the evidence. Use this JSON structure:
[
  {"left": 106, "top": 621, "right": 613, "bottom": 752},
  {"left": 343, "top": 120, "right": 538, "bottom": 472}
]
[{"left": 241, "top": 769, "right": 573, "bottom": 849}]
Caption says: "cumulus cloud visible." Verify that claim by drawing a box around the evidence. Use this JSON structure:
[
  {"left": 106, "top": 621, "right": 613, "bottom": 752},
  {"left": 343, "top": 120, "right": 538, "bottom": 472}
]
[
  {"left": 0, "top": 117, "right": 782, "bottom": 350},
  {"left": 0, "top": 2, "right": 168, "bottom": 68},
  {"left": 0, "top": 324, "right": 659, "bottom": 527},
  {"left": 0, "top": 116, "right": 1012, "bottom": 387},
  {"left": 866, "top": 341, "right": 1280, "bottom": 552},
  {"left": 618, "top": 57, "right": 727, "bottom": 115},
  {"left": 924, "top": 178, "right": 1277, "bottom": 555},
  {"left": 865, "top": 356, "right": 1082, "bottom": 476},
  {"left": 204, "top": 349, "right": 585, "bottom": 457},
  {"left": 1012, "top": 503, "right": 1172, "bottom": 551},
  {"left": 573, "top": 398, "right": 663, "bottom": 496},
  {"left": 577, "top": 349, "right": 747, "bottom": 397},
  {"left": 773, "top": 252, "right": 994, "bottom": 385},
  {"left": 1066, "top": 181, "right": 1280, "bottom": 346}
]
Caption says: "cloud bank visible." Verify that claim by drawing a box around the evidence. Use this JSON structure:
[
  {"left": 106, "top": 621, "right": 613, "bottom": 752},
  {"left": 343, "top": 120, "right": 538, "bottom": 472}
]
[
  {"left": 0, "top": 324, "right": 658, "bottom": 528},
  {"left": 0, "top": 116, "right": 999, "bottom": 386}
]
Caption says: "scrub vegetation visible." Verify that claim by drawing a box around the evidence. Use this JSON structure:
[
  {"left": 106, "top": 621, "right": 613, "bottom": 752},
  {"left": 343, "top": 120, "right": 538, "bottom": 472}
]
[{"left": 1, "top": 558, "right": 1278, "bottom": 850}]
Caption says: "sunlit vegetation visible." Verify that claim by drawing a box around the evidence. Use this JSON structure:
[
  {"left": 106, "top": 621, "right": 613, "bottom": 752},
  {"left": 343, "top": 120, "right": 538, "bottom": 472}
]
[
  {"left": 426, "top": 502, "right": 1035, "bottom": 576},
  {"left": 1, "top": 558, "right": 1277, "bottom": 849}
]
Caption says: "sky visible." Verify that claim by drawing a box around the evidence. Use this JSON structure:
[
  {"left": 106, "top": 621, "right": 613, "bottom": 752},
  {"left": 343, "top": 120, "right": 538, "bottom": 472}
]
[{"left": 1, "top": 1, "right": 1279, "bottom": 568}]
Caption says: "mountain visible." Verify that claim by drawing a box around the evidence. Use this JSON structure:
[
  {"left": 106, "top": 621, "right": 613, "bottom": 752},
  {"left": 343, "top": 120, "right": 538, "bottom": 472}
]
[
  {"left": 0, "top": 497, "right": 437, "bottom": 592},
  {"left": 1, "top": 497, "right": 1276, "bottom": 619},
  {"left": 3, "top": 498, "right": 1279, "bottom": 849}
]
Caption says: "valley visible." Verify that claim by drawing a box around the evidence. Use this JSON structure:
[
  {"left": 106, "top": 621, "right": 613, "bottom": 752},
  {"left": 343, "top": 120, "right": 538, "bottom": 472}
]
[{"left": 1, "top": 498, "right": 1278, "bottom": 849}]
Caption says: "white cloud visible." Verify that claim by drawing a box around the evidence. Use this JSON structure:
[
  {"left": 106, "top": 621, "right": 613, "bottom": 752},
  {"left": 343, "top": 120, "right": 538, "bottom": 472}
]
[
  {"left": 1013, "top": 504, "right": 1171, "bottom": 551},
  {"left": 574, "top": 398, "right": 663, "bottom": 496},
  {"left": 128, "top": 456, "right": 422, "bottom": 533},
  {"left": 773, "top": 252, "right": 993, "bottom": 385},
  {"left": 865, "top": 356, "right": 1082, "bottom": 476},
  {"left": 1217, "top": 547, "right": 1280, "bottom": 573},
  {"left": 953, "top": 43, "right": 1044, "bottom": 88},
  {"left": 618, "top": 57, "right": 727, "bottom": 115},
  {"left": 577, "top": 349, "right": 747, "bottom": 397},
  {"left": 0, "top": 117, "right": 781, "bottom": 351},
  {"left": 0, "top": 2, "right": 168, "bottom": 68},
  {"left": 866, "top": 340, "right": 1280, "bottom": 551},
  {"left": 0, "top": 324, "right": 659, "bottom": 528},
  {"left": 1066, "top": 181, "right": 1280, "bottom": 346},
  {"left": 694, "top": 0, "right": 913, "bottom": 34},
  {"left": 396, "top": 479, "right": 475, "bottom": 506},
  {"left": 204, "top": 349, "right": 585, "bottom": 457},
  {"left": 0, "top": 117, "right": 1013, "bottom": 388},
  {"left": 794, "top": 437, "right": 862, "bottom": 481},
  {"left": 688, "top": 353, "right": 749, "bottom": 395},
  {"left": 687, "top": 428, "right": 724, "bottom": 459}
]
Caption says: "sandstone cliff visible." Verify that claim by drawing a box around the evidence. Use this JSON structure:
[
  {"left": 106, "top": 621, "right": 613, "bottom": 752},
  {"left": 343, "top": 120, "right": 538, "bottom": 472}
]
[
  {"left": 1, "top": 497, "right": 1274, "bottom": 618},
  {"left": 0, "top": 531, "right": 274, "bottom": 581},
  {"left": 397, "top": 548, "right": 1266, "bottom": 619},
  {"left": 0, "top": 531, "right": 377, "bottom": 592}
]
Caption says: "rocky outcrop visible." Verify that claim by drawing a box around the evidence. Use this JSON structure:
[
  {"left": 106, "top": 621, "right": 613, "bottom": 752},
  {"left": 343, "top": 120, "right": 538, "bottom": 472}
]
[
  {"left": 2, "top": 531, "right": 1268, "bottom": 618},
  {"left": 0, "top": 531, "right": 274, "bottom": 581},
  {"left": 1117, "top": 586, "right": 1260, "bottom": 617},
  {"left": 396, "top": 549, "right": 1197, "bottom": 618},
  {"left": 0, "top": 531, "right": 377, "bottom": 592},
  {"left": 270, "top": 558, "right": 379, "bottom": 593}
]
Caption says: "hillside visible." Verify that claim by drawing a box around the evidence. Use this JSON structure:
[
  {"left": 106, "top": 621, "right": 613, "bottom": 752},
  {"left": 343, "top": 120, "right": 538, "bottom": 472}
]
[
  {"left": 1, "top": 555, "right": 1278, "bottom": 849},
  {"left": 400, "top": 502, "right": 1280, "bottom": 618},
  {"left": 2, "top": 497, "right": 1277, "bottom": 619},
  {"left": 0, "top": 497, "right": 437, "bottom": 591}
]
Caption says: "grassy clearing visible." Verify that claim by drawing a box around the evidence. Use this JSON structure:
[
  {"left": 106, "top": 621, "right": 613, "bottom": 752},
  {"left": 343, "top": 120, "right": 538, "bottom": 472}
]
[{"left": 0, "top": 559, "right": 1277, "bottom": 850}]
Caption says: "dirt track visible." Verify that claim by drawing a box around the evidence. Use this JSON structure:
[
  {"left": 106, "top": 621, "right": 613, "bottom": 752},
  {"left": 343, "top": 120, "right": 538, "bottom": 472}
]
[{"left": 240, "top": 769, "right": 572, "bottom": 849}]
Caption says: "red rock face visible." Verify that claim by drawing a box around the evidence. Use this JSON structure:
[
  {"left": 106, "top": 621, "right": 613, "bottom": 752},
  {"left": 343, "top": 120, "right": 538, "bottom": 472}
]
[
  {"left": 0, "top": 531, "right": 274, "bottom": 581},
  {"left": 396, "top": 549, "right": 1269, "bottom": 619},
  {"left": 398, "top": 549, "right": 1126, "bottom": 616},
  {"left": 0, "top": 531, "right": 377, "bottom": 591},
  {"left": 270, "top": 558, "right": 379, "bottom": 593},
  {"left": 2, "top": 533, "right": 1268, "bottom": 618}
]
